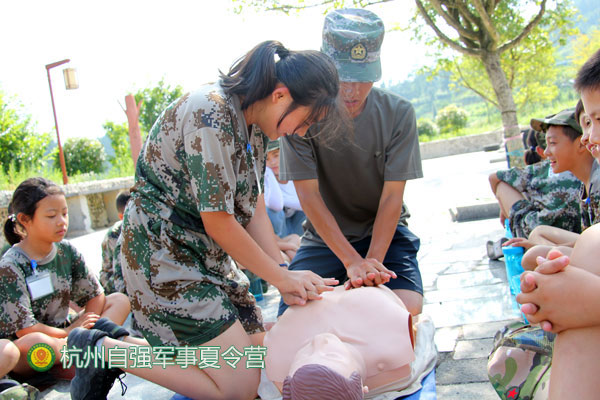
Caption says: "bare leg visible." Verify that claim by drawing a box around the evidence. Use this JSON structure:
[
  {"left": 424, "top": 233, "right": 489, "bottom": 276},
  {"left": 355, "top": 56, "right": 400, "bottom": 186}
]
[
  {"left": 12, "top": 333, "right": 67, "bottom": 375},
  {"left": 94, "top": 320, "right": 259, "bottom": 400},
  {"left": 101, "top": 293, "right": 130, "bottom": 325},
  {"left": 0, "top": 339, "right": 20, "bottom": 376},
  {"left": 494, "top": 182, "right": 525, "bottom": 220},
  {"left": 529, "top": 225, "right": 579, "bottom": 247},
  {"left": 393, "top": 289, "right": 423, "bottom": 316},
  {"left": 550, "top": 226, "right": 600, "bottom": 399}
]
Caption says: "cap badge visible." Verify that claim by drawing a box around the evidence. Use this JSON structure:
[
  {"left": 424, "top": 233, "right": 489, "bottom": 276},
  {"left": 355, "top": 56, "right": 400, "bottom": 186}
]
[{"left": 350, "top": 43, "right": 367, "bottom": 60}]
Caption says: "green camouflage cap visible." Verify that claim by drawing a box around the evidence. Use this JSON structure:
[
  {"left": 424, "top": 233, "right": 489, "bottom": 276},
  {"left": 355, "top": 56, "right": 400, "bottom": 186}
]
[
  {"left": 267, "top": 139, "right": 280, "bottom": 153},
  {"left": 322, "top": 8, "right": 384, "bottom": 82},
  {"left": 530, "top": 108, "right": 582, "bottom": 135}
]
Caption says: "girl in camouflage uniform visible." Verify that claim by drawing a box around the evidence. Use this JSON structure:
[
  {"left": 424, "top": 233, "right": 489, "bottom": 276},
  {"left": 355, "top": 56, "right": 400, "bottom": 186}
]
[
  {"left": 0, "top": 177, "right": 130, "bottom": 376},
  {"left": 66, "top": 41, "right": 345, "bottom": 400}
]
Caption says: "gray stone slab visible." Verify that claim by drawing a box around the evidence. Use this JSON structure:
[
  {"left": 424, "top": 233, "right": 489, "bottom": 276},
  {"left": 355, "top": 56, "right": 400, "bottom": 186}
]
[
  {"left": 437, "top": 382, "right": 498, "bottom": 400},
  {"left": 436, "top": 357, "right": 490, "bottom": 384},
  {"left": 434, "top": 326, "right": 462, "bottom": 353},
  {"left": 424, "top": 282, "right": 507, "bottom": 304},
  {"left": 453, "top": 338, "right": 494, "bottom": 360},
  {"left": 435, "top": 269, "right": 505, "bottom": 290},
  {"left": 449, "top": 202, "right": 500, "bottom": 222},
  {"left": 423, "top": 292, "right": 521, "bottom": 328},
  {"left": 462, "top": 319, "right": 521, "bottom": 340}
]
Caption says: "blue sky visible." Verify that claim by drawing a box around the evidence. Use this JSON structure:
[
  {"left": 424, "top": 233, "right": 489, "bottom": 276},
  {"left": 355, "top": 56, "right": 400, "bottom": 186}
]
[{"left": 0, "top": 0, "right": 428, "bottom": 141}]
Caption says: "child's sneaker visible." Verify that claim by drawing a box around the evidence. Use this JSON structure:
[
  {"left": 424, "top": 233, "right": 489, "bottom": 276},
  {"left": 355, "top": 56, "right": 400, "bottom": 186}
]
[{"left": 486, "top": 238, "right": 509, "bottom": 260}]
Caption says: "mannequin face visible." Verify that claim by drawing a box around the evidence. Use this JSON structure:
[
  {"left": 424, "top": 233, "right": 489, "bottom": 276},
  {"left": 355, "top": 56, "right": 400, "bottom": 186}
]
[{"left": 288, "top": 333, "right": 366, "bottom": 380}]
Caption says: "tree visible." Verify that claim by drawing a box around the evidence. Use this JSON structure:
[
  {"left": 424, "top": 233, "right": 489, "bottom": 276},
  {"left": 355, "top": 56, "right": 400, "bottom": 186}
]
[
  {"left": 411, "top": 0, "right": 576, "bottom": 167},
  {"left": 232, "top": 0, "right": 577, "bottom": 166},
  {"left": 134, "top": 79, "right": 184, "bottom": 135},
  {"left": 55, "top": 137, "right": 106, "bottom": 175},
  {"left": 569, "top": 28, "right": 600, "bottom": 70},
  {"left": 436, "top": 104, "right": 467, "bottom": 133},
  {"left": 103, "top": 79, "right": 183, "bottom": 171},
  {"left": 0, "top": 91, "right": 51, "bottom": 174},
  {"left": 103, "top": 121, "right": 133, "bottom": 173}
]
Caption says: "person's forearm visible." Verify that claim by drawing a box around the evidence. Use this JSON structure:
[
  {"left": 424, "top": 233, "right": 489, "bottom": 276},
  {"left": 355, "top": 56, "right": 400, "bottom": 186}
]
[
  {"left": 202, "top": 211, "right": 286, "bottom": 284},
  {"left": 297, "top": 187, "right": 361, "bottom": 267},
  {"left": 16, "top": 323, "right": 68, "bottom": 339},
  {"left": 366, "top": 182, "right": 406, "bottom": 262},
  {"left": 246, "top": 195, "right": 285, "bottom": 264},
  {"left": 85, "top": 294, "right": 105, "bottom": 315}
]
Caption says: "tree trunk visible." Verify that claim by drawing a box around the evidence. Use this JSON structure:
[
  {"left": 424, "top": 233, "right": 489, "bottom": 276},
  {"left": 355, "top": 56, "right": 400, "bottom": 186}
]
[{"left": 481, "top": 51, "right": 524, "bottom": 168}]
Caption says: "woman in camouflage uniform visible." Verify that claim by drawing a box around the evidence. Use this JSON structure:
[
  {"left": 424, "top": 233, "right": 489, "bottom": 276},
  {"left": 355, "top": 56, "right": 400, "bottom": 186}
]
[{"left": 66, "top": 41, "right": 345, "bottom": 400}]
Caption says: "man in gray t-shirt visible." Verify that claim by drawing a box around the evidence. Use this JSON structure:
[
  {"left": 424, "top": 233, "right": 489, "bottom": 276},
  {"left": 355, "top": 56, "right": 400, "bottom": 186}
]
[{"left": 278, "top": 8, "right": 424, "bottom": 316}]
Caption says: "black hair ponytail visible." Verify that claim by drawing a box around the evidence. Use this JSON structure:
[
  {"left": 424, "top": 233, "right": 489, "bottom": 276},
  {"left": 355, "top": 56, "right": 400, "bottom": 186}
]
[
  {"left": 524, "top": 128, "right": 543, "bottom": 166},
  {"left": 3, "top": 177, "right": 64, "bottom": 246},
  {"left": 220, "top": 40, "right": 348, "bottom": 143}
]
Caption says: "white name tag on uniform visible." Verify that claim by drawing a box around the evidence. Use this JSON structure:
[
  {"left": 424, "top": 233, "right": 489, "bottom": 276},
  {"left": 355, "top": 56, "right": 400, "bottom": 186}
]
[{"left": 26, "top": 272, "right": 54, "bottom": 300}]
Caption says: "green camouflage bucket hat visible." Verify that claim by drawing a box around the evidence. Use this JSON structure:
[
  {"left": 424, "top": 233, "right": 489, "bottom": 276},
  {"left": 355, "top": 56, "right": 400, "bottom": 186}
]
[
  {"left": 530, "top": 108, "right": 582, "bottom": 135},
  {"left": 267, "top": 139, "right": 280, "bottom": 153},
  {"left": 322, "top": 8, "right": 384, "bottom": 82}
]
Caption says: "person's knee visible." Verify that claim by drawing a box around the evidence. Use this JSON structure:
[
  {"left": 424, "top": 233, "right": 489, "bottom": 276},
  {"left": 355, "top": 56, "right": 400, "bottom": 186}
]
[
  {"left": 105, "top": 292, "right": 131, "bottom": 314},
  {"left": 528, "top": 225, "right": 547, "bottom": 242},
  {"left": 392, "top": 289, "right": 423, "bottom": 316},
  {"left": 0, "top": 340, "right": 20, "bottom": 370}
]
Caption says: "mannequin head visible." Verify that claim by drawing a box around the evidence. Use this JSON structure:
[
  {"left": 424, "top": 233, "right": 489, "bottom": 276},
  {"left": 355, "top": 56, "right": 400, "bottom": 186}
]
[
  {"left": 282, "top": 332, "right": 368, "bottom": 399},
  {"left": 282, "top": 364, "right": 364, "bottom": 400}
]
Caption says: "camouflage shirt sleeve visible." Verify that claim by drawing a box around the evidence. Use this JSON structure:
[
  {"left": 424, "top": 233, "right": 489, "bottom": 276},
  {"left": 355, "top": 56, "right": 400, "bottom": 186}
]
[
  {"left": 0, "top": 255, "right": 39, "bottom": 337},
  {"left": 66, "top": 242, "right": 104, "bottom": 307},
  {"left": 184, "top": 124, "right": 238, "bottom": 214},
  {"left": 496, "top": 166, "right": 531, "bottom": 193}
]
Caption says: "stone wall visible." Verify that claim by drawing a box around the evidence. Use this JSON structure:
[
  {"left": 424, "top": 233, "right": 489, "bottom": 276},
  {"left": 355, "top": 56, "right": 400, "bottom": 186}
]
[
  {"left": 420, "top": 129, "right": 503, "bottom": 160},
  {"left": 0, "top": 177, "right": 134, "bottom": 248}
]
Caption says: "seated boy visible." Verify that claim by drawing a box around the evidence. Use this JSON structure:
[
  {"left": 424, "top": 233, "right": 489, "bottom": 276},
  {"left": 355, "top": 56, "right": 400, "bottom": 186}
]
[
  {"left": 504, "top": 105, "right": 598, "bottom": 270},
  {"left": 100, "top": 190, "right": 130, "bottom": 294},
  {"left": 488, "top": 128, "right": 581, "bottom": 241},
  {"left": 516, "top": 47, "right": 600, "bottom": 399}
]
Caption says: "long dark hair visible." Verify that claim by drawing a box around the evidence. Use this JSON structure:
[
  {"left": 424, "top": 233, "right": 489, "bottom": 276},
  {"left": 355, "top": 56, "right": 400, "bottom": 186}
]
[
  {"left": 220, "top": 40, "right": 347, "bottom": 141},
  {"left": 3, "top": 177, "right": 64, "bottom": 246}
]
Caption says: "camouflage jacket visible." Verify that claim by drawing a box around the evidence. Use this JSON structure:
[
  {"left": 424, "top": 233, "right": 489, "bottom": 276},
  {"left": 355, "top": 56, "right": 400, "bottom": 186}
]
[
  {"left": 497, "top": 160, "right": 582, "bottom": 234},
  {"left": 125, "top": 82, "right": 268, "bottom": 284},
  {"left": 100, "top": 220, "right": 122, "bottom": 294},
  {"left": 0, "top": 241, "right": 103, "bottom": 338},
  {"left": 581, "top": 160, "right": 600, "bottom": 230}
]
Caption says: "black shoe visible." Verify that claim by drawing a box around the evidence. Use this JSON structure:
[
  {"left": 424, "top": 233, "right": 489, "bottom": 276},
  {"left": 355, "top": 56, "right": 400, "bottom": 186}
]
[
  {"left": 93, "top": 318, "right": 130, "bottom": 339},
  {"left": 68, "top": 328, "right": 126, "bottom": 400}
]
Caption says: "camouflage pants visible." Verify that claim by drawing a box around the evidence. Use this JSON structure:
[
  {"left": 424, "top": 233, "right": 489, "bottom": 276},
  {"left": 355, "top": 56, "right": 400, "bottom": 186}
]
[{"left": 120, "top": 202, "right": 263, "bottom": 347}]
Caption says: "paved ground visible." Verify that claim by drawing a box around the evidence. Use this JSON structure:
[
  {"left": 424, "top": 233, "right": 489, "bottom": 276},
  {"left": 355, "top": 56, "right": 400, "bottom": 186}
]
[{"left": 38, "top": 148, "right": 521, "bottom": 399}]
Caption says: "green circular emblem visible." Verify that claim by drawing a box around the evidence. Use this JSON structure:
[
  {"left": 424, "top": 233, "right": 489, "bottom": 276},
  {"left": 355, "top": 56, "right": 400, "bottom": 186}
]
[{"left": 27, "top": 343, "right": 55, "bottom": 372}]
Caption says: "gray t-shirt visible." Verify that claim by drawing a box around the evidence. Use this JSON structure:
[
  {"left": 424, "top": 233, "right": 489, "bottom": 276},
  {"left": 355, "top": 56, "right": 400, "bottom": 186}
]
[{"left": 280, "top": 87, "right": 423, "bottom": 244}]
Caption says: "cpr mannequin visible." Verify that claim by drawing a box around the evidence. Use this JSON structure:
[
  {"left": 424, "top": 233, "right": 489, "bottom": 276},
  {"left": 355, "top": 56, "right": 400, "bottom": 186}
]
[{"left": 264, "top": 285, "right": 415, "bottom": 399}]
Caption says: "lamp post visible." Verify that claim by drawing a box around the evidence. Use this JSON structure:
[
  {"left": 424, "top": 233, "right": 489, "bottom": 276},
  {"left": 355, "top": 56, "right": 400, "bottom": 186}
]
[{"left": 46, "top": 59, "right": 78, "bottom": 185}]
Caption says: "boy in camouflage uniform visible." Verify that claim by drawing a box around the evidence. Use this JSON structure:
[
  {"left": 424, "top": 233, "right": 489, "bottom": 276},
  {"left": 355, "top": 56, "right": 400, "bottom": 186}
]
[
  {"left": 504, "top": 107, "right": 600, "bottom": 270},
  {"left": 99, "top": 190, "right": 130, "bottom": 295},
  {"left": 490, "top": 155, "right": 582, "bottom": 239}
]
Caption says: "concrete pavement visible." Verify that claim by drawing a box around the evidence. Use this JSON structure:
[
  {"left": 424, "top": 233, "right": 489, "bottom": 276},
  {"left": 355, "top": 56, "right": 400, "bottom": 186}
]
[{"left": 38, "top": 148, "right": 520, "bottom": 399}]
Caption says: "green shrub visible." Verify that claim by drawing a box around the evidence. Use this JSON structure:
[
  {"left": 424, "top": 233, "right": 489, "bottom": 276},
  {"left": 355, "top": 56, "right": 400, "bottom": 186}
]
[
  {"left": 55, "top": 137, "right": 106, "bottom": 176},
  {"left": 417, "top": 118, "right": 439, "bottom": 137},
  {"left": 436, "top": 104, "right": 468, "bottom": 134}
]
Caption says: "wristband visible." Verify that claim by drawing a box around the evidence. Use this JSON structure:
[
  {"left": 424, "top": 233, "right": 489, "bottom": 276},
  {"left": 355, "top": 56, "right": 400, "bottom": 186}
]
[{"left": 279, "top": 263, "right": 289, "bottom": 268}]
